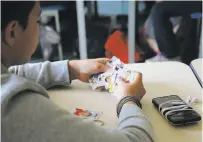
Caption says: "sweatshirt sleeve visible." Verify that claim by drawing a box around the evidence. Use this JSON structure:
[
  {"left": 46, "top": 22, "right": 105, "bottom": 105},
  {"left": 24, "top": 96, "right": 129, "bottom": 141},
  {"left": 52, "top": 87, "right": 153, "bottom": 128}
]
[
  {"left": 8, "top": 61, "right": 71, "bottom": 89},
  {"left": 2, "top": 91, "right": 154, "bottom": 142}
]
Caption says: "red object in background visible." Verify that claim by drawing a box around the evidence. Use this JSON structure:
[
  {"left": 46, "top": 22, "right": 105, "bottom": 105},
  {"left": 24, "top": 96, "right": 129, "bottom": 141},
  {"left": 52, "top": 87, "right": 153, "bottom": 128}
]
[{"left": 105, "top": 30, "right": 143, "bottom": 63}]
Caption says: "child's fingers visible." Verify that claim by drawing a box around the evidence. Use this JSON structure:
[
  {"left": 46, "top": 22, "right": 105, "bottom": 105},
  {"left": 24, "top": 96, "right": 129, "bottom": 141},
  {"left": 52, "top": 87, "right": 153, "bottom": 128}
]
[{"left": 131, "top": 72, "right": 143, "bottom": 85}]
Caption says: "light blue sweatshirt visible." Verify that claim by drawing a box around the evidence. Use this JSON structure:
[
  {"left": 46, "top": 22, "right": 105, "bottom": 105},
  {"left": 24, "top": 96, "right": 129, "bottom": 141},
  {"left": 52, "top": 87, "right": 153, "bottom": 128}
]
[{"left": 1, "top": 60, "right": 154, "bottom": 142}]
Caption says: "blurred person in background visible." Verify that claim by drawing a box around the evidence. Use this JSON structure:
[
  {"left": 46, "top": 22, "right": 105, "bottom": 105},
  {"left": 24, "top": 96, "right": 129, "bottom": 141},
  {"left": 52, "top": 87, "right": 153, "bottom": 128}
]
[{"left": 145, "top": 1, "right": 202, "bottom": 62}]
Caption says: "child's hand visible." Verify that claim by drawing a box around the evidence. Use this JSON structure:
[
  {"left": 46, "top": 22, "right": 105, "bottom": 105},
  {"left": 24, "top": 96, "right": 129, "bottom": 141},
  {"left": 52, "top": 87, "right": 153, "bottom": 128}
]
[
  {"left": 113, "top": 73, "right": 146, "bottom": 101},
  {"left": 68, "top": 58, "right": 111, "bottom": 82}
]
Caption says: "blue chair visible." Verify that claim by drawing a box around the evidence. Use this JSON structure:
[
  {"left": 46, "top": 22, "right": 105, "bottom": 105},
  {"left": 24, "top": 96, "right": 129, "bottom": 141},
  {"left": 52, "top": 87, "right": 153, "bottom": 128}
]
[
  {"left": 191, "top": 12, "right": 202, "bottom": 58},
  {"left": 191, "top": 13, "right": 202, "bottom": 19}
]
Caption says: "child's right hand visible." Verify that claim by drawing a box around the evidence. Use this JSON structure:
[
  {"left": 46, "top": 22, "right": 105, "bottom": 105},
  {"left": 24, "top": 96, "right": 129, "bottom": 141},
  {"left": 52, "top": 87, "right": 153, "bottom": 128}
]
[{"left": 113, "top": 73, "right": 146, "bottom": 101}]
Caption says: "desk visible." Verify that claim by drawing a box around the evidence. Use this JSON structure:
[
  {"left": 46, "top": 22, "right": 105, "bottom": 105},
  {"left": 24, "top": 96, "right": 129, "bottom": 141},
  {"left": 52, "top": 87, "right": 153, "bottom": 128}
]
[
  {"left": 191, "top": 59, "right": 203, "bottom": 87},
  {"left": 49, "top": 62, "right": 202, "bottom": 142}
]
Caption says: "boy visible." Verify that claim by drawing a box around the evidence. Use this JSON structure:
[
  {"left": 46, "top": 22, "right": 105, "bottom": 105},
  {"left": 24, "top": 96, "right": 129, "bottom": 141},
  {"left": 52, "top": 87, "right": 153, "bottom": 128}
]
[{"left": 1, "top": 1, "right": 154, "bottom": 142}]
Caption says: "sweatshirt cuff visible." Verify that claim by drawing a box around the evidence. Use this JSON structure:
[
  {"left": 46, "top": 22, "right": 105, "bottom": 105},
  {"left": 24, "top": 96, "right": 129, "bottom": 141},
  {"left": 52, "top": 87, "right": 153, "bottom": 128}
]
[
  {"left": 118, "top": 104, "right": 154, "bottom": 141},
  {"left": 118, "top": 104, "right": 144, "bottom": 122},
  {"left": 48, "top": 60, "right": 71, "bottom": 87},
  {"left": 118, "top": 104, "right": 151, "bottom": 128}
]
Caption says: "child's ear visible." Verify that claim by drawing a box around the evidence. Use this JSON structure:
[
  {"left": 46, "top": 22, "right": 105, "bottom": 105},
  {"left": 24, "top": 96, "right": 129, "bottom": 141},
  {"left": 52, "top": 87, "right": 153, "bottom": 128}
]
[{"left": 3, "top": 21, "right": 18, "bottom": 48}]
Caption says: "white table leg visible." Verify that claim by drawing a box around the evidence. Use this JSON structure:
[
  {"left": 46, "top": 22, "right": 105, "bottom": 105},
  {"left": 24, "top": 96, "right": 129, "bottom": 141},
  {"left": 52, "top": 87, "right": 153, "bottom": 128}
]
[
  {"left": 54, "top": 11, "right": 63, "bottom": 60},
  {"left": 199, "top": 26, "right": 202, "bottom": 58},
  {"left": 76, "top": 0, "right": 88, "bottom": 59},
  {"left": 128, "top": 1, "right": 136, "bottom": 63}
]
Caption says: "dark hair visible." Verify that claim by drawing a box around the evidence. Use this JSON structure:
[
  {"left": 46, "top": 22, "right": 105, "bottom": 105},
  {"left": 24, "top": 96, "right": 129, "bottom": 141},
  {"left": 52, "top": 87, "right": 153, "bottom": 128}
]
[{"left": 1, "top": 1, "right": 36, "bottom": 31}]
